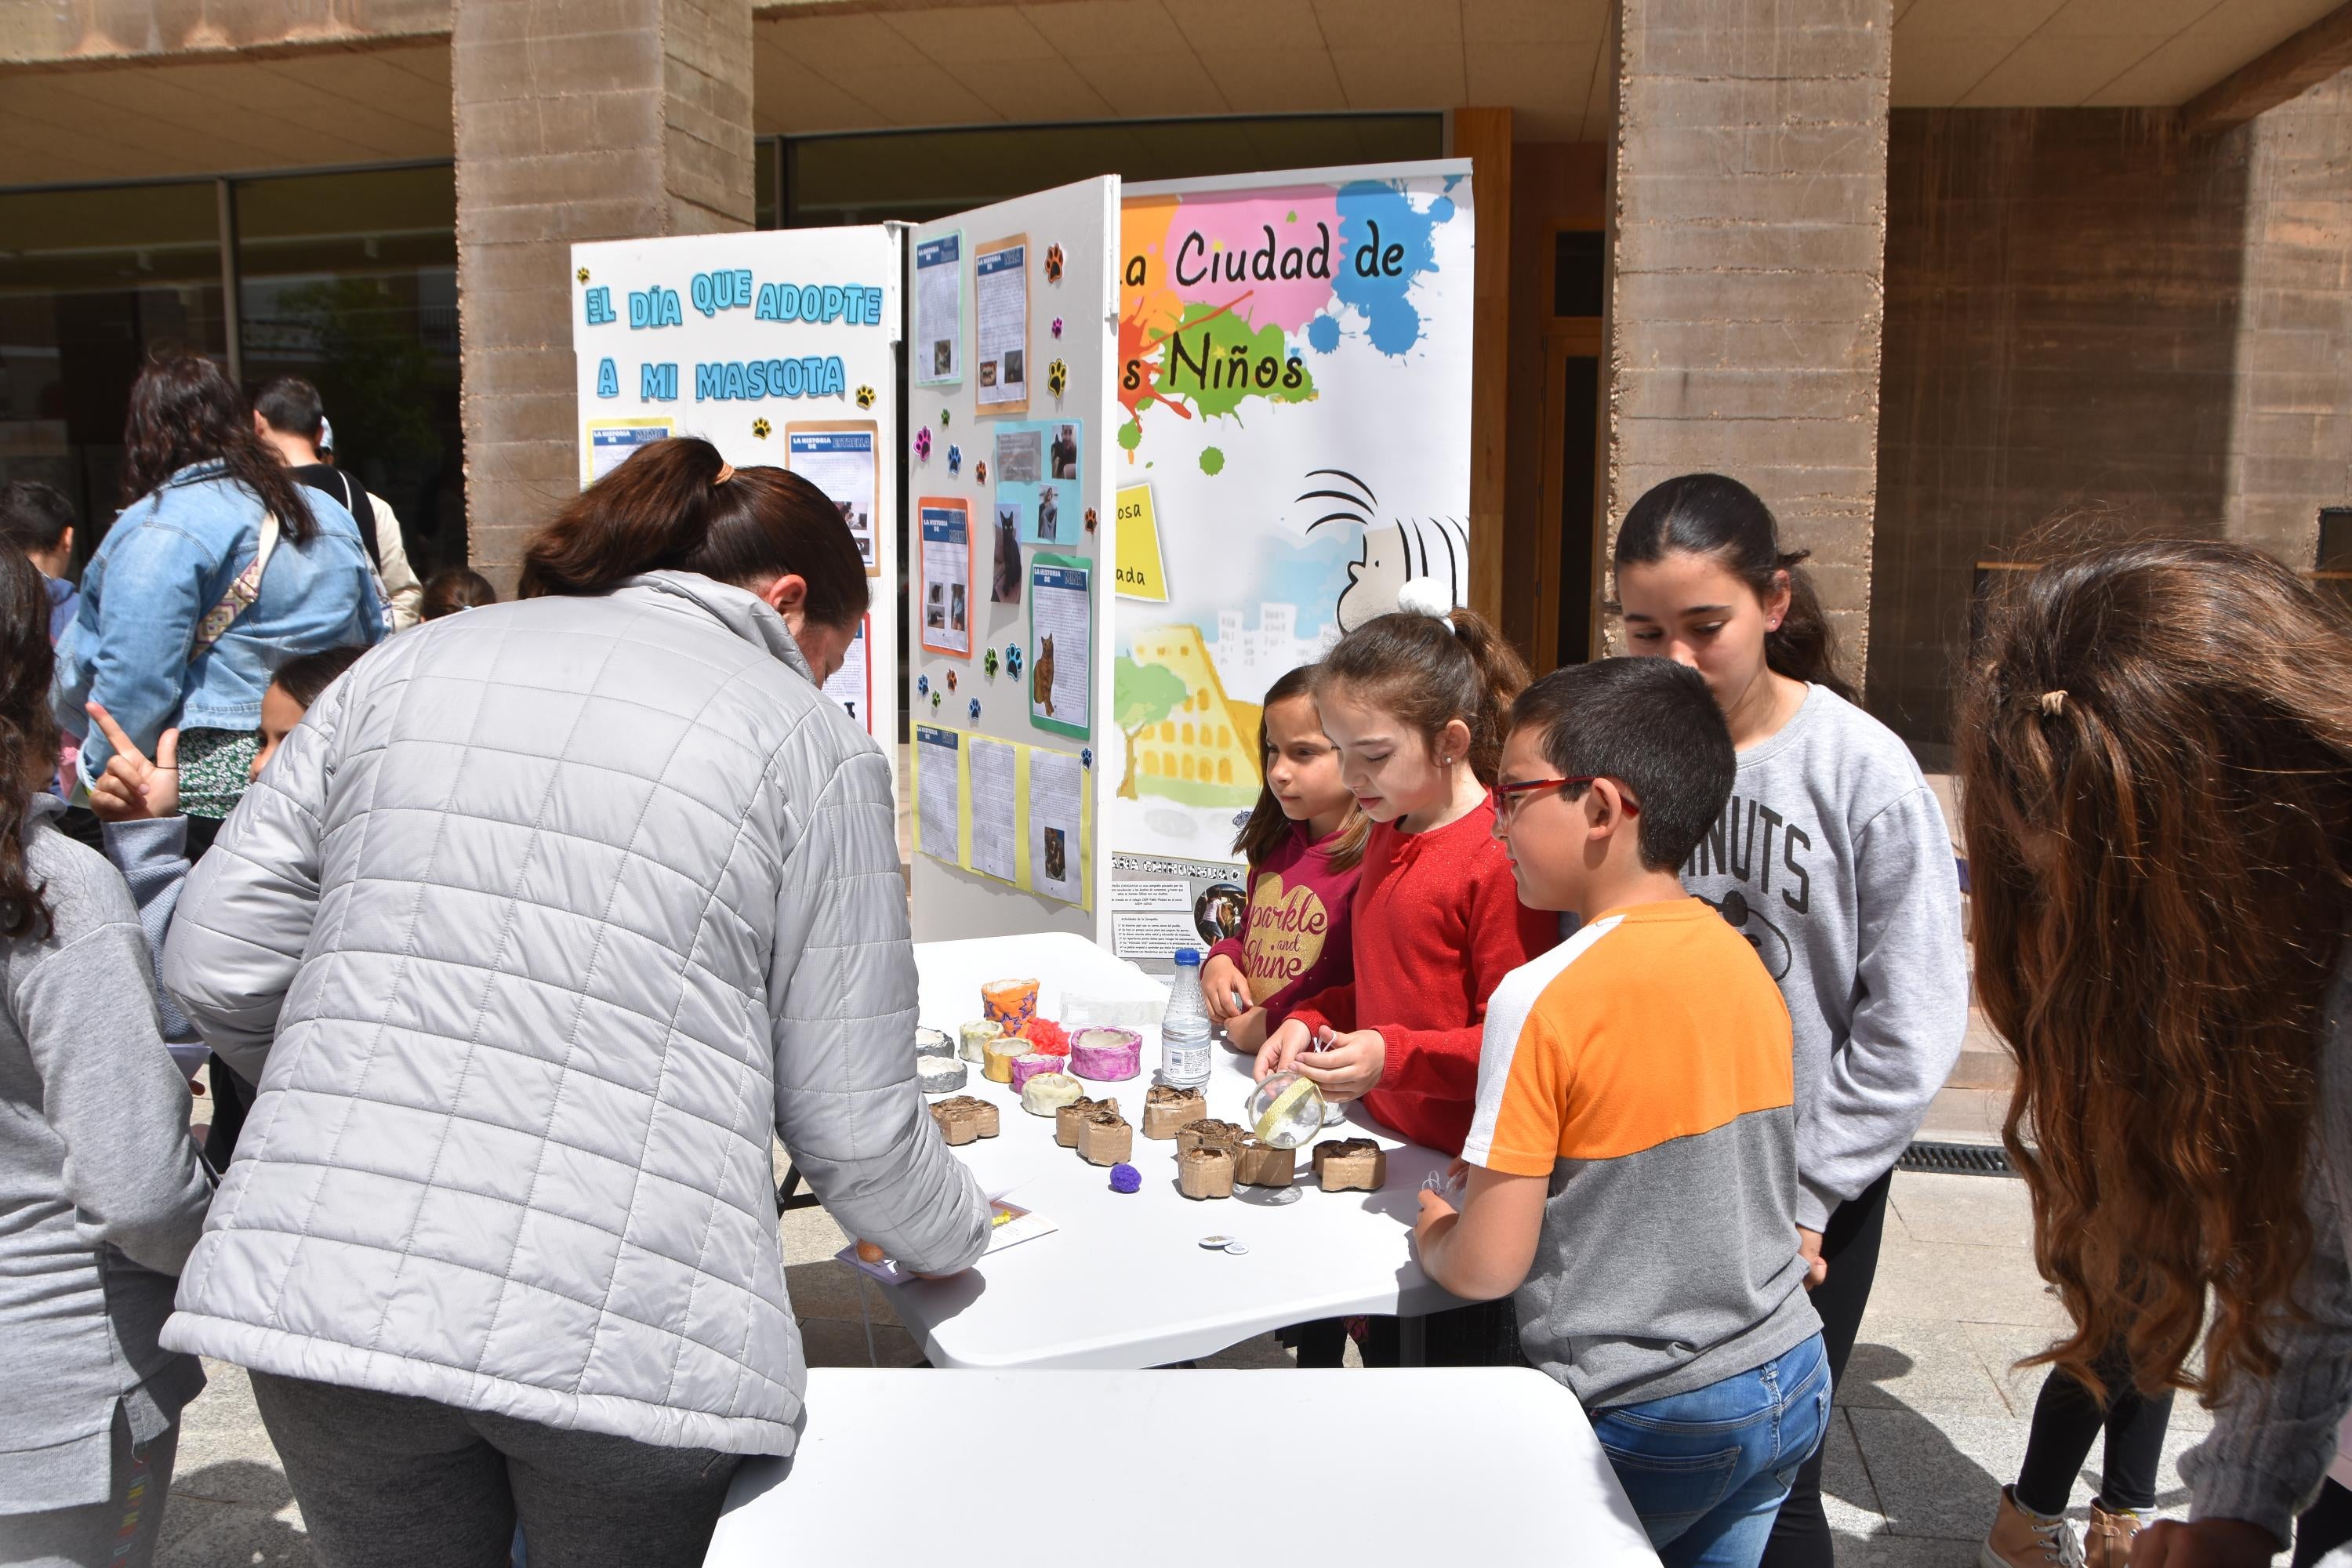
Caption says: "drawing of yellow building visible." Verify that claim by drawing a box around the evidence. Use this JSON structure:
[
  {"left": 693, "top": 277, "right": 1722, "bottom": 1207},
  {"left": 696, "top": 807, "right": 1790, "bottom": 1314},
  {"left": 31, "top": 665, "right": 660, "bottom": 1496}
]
[{"left": 1127, "top": 624, "right": 1262, "bottom": 808}]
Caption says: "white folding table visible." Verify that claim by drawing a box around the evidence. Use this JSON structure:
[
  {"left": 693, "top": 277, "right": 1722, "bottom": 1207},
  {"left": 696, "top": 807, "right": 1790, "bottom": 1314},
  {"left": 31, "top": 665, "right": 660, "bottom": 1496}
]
[
  {"left": 704, "top": 1368, "right": 1661, "bottom": 1566},
  {"left": 872, "top": 932, "right": 1465, "bottom": 1369}
]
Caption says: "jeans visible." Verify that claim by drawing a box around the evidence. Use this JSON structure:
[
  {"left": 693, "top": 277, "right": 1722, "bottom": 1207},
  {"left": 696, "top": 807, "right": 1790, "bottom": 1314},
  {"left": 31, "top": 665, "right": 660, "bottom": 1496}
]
[
  {"left": 249, "top": 1370, "right": 739, "bottom": 1568},
  {"left": 1594, "top": 1333, "right": 1831, "bottom": 1568}
]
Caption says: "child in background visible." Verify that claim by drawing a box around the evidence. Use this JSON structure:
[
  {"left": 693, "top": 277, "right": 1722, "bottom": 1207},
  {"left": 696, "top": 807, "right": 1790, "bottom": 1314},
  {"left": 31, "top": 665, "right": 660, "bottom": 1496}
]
[
  {"left": 1202, "top": 665, "right": 1367, "bottom": 1054},
  {"left": 1257, "top": 582, "right": 1559, "bottom": 1365},
  {"left": 1417, "top": 658, "right": 1824, "bottom": 1568},
  {"left": 422, "top": 566, "right": 498, "bottom": 621},
  {"left": 86, "top": 645, "right": 368, "bottom": 1164},
  {"left": 1613, "top": 474, "right": 1966, "bottom": 1568}
]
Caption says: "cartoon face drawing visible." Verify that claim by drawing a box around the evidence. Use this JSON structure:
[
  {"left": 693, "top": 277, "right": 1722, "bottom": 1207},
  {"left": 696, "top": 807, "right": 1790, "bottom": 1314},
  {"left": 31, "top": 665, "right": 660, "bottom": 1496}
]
[
  {"left": 1700, "top": 887, "right": 1794, "bottom": 982},
  {"left": 1296, "top": 467, "right": 1470, "bottom": 631}
]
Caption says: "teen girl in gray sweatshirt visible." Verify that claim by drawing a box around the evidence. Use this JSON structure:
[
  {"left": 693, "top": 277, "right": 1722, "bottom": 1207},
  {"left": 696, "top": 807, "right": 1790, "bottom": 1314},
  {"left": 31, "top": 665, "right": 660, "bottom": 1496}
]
[{"left": 1613, "top": 474, "right": 1969, "bottom": 1568}]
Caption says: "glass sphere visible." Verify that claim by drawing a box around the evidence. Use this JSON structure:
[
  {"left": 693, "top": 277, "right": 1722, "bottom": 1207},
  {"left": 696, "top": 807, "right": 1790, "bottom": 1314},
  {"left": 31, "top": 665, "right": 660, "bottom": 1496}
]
[{"left": 1245, "top": 1070, "right": 1327, "bottom": 1149}]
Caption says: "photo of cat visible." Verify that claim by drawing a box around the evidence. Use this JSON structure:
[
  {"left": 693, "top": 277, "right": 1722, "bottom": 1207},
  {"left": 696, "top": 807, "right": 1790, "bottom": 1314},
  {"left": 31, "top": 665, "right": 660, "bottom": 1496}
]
[{"left": 1032, "top": 633, "right": 1055, "bottom": 717}]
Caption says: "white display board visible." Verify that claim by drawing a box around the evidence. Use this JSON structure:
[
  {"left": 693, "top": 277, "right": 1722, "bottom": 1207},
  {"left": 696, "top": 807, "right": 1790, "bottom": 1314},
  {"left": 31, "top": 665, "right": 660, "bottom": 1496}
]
[
  {"left": 570, "top": 227, "right": 903, "bottom": 754},
  {"left": 906, "top": 178, "right": 1120, "bottom": 944},
  {"left": 1106, "top": 162, "right": 1475, "bottom": 961}
]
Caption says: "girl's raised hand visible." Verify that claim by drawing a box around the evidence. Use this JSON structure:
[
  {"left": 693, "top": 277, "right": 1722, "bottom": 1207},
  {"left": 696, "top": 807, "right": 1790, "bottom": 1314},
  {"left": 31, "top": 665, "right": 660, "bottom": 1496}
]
[
  {"left": 1254, "top": 1017, "right": 1313, "bottom": 1083},
  {"left": 1297, "top": 1027, "right": 1387, "bottom": 1102},
  {"left": 84, "top": 703, "right": 178, "bottom": 823},
  {"left": 1200, "top": 952, "right": 1248, "bottom": 1024}
]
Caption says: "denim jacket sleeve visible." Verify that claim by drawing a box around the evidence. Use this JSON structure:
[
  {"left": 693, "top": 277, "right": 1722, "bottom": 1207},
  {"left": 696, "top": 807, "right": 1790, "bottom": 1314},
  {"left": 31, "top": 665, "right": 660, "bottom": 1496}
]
[{"left": 55, "top": 509, "right": 217, "bottom": 790}]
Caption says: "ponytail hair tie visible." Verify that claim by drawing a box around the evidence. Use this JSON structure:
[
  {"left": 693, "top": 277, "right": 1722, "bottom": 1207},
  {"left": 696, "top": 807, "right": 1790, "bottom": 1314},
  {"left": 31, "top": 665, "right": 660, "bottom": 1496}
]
[
  {"left": 2038, "top": 690, "right": 2067, "bottom": 717},
  {"left": 714, "top": 463, "right": 736, "bottom": 485},
  {"left": 1395, "top": 575, "right": 1461, "bottom": 633}
]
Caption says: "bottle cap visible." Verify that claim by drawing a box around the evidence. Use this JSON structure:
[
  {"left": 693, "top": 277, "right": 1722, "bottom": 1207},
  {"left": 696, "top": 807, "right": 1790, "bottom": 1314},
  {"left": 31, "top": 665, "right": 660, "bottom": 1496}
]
[{"left": 1173, "top": 949, "right": 1202, "bottom": 967}]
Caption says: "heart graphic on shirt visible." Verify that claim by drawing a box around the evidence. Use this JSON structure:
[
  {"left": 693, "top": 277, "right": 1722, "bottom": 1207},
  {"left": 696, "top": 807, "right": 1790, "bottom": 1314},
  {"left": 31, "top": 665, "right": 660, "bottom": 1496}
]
[{"left": 1243, "top": 873, "right": 1330, "bottom": 1003}]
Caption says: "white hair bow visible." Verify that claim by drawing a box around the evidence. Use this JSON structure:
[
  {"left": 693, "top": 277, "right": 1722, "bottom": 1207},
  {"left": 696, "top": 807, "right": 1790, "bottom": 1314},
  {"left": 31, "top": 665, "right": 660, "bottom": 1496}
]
[{"left": 1395, "top": 575, "right": 1458, "bottom": 630}]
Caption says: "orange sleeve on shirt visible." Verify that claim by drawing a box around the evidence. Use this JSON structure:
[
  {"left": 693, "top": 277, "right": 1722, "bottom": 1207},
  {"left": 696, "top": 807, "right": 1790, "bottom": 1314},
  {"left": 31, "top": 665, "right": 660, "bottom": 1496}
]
[{"left": 1482, "top": 1008, "right": 1571, "bottom": 1178}]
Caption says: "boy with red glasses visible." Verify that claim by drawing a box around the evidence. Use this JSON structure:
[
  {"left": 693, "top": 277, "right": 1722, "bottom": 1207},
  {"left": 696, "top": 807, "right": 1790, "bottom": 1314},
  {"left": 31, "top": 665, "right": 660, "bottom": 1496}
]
[{"left": 1415, "top": 657, "right": 1823, "bottom": 1568}]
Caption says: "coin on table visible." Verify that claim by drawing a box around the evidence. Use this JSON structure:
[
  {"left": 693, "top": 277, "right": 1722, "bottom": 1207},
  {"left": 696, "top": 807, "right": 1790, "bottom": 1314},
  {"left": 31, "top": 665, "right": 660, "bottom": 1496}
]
[
  {"left": 1197, "top": 1235, "right": 1234, "bottom": 1250},
  {"left": 1222, "top": 1241, "right": 1250, "bottom": 1256}
]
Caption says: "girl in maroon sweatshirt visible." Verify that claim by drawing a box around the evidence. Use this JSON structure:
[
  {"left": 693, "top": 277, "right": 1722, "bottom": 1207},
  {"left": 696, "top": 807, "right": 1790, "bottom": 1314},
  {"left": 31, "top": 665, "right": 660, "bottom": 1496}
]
[{"left": 1203, "top": 666, "right": 1367, "bottom": 1054}]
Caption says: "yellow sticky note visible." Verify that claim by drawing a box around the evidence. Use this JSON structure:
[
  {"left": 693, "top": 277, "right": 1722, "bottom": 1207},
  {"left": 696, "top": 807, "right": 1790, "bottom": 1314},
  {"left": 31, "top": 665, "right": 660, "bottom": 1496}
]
[{"left": 1113, "top": 483, "right": 1167, "bottom": 603}]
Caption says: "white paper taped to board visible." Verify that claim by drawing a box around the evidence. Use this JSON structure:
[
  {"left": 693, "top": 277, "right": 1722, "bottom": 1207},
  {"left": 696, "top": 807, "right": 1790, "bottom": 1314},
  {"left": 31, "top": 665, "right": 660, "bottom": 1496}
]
[{"left": 967, "top": 737, "right": 1017, "bottom": 884}]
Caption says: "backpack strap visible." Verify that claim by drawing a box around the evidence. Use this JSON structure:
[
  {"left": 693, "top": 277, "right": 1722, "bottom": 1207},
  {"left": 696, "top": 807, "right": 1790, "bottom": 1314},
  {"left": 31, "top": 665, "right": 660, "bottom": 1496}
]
[{"left": 190, "top": 511, "right": 280, "bottom": 664}]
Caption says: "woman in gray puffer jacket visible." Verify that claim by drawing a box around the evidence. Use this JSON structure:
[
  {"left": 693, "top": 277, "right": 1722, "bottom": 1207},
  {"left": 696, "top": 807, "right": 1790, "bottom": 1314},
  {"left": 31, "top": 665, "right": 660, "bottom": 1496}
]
[{"left": 155, "top": 438, "right": 992, "bottom": 1567}]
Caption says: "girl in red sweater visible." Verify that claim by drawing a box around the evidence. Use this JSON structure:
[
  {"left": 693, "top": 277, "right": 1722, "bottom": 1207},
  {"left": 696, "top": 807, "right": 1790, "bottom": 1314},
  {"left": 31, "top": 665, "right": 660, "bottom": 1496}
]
[
  {"left": 1203, "top": 665, "right": 1367, "bottom": 1054},
  {"left": 1258, "top": 597, "right": 1560, "bottom": 1156},
  {"left": 1257, "top": 590, "right": 1559, "bottom": 1368}
]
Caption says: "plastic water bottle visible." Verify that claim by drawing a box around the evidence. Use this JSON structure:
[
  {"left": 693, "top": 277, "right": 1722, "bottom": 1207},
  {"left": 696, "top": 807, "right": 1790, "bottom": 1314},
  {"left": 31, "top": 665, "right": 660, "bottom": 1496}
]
[{"left": 1160, "top": 949, "right": 1211, "bottom": 1088}]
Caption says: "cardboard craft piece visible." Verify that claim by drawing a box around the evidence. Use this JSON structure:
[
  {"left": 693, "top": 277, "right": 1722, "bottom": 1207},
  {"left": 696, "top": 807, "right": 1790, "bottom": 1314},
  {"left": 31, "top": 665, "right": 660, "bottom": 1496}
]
[
  {"left": 1312, "top": 1138, "right": 1385, "bottom": 1192},
  {"left": 931, "top": 1095, "right": 1001, "bottom": 1145},
  {"left": 1178, "top": 1145, "right": 1236, "bottom": 1200},
  {"left": 1076, "top": 1109, "right": 1134, "bottom": 1167},
  {"left": 1174, "top": 1118, "right": 1246, "bottom": 1158},
  {"left": 1057, "top": 1094, "right": 1118, "bottom": 1148},
  {"left": 1235, "top": 1138, "right": 1296, "bottom": 1188},
  {"left": 1142, "top": 1084, "right": 1207, "bottom": 1140}
]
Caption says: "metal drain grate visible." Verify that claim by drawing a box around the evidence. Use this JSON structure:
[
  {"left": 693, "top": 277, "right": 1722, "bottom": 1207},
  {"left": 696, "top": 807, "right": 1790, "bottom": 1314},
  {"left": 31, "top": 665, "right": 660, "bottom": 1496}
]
[{"left": 1896, "top": 1140, "right": 2016, "bottom": 1178}]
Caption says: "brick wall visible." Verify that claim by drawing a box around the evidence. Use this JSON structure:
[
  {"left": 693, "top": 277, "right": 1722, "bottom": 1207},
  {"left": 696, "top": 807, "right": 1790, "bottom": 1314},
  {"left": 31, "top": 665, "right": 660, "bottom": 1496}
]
[
  {"left": 452, "top": 0, "right": 753, "bottom": 586},
  {"left": 1868, "top": 84, "right": 2352, "bottom": 753},
  {"left": 1604, "top": 0, "right": 1893, "bottom": 684}
]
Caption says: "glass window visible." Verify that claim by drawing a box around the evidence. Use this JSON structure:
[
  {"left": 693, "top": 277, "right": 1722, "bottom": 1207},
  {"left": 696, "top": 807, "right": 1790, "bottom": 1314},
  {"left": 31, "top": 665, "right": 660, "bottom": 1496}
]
[
  {"left": 785, "top": 114, "right": 1444, "bottom": 228},
  {"left": 236, "top": 164, "right": 464, "bottom": 572},
  {"left": 0, "top": 181, "right": 227, "bottom": 549},
  {"left": 1554, "top": 230, "right": 1603, "bottom": 318}
]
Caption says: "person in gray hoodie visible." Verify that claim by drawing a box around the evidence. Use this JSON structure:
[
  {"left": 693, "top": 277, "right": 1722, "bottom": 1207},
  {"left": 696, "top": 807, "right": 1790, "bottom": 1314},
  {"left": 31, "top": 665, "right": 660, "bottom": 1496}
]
[
  {"left": 156, "top": 439, "right": 992, "bottom": 1568},
  {"left": 0, "top": 543, "right": 214, "bottom": 1568},
  {"left": 1613, "top": 474, "right": 1969, "bottom": 1568}
]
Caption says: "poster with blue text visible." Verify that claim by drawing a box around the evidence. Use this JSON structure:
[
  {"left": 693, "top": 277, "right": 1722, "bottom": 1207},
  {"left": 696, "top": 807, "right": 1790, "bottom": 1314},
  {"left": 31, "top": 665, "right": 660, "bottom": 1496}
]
[
  {"left": 571, "top": 226, "right": 903, "bottom": 752},
  {"left": 1109, "top": 162, "right": 1474, "bottom": 874}
]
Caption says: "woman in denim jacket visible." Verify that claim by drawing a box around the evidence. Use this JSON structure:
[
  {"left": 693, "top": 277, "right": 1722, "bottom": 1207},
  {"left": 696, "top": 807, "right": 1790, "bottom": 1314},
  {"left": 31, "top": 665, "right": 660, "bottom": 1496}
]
[{"left": 53, "top": 351, "right": 383, "bottom": 853}]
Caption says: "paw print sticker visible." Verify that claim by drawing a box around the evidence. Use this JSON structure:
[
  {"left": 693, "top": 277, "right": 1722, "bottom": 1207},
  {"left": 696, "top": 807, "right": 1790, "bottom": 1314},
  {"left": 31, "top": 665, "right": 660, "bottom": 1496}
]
[
  {"left": 1051, "top": 316, "right": 1064, "bottom": 339},
  {"left": 752, "top": 417, "right": 771, "bottom": 439},
  {"left": 947, "top": 444, "right": 963, "bottom": 477},
  {"left": 931, "top": 690, "right": 942, "bottom": 711},
  {"left": 1080, "top": 747, "right": 1093, "bottom": 770},
  {"left": 1044, "top": 243, "right": 1065, "bottom": 283},
  {"left": 914, "top": 427, "right": 932, "bottom": 461},
  {"left": 1047, "top": 359, "right": 1067, "bottom": 397},
  {"left": 976, "top": 459, "right": 988, "bottom": 485},
  {"left": 1004, "top": 643, "right": 1024, "bottom": 678},
  {"left": 946, "top": 669, "right": 958, "bottom": 692},
  {"left": 968, "top": 697, "right": 982, "bottom": 721},
  {"left": 1083, "top": 506, "right": 1098, "bottom": 534},
  {"left": 576, "top": 267, "right": 590, "bottom": 284},
  {"left": 855, "top": 385, "right": 875, "bottom": 410},
  {"left": 916, "top": 674, "right": 930, "bottom": 697},
  {"left": 984, "top": 648, "right": 1000, "bottom": 678},
  {"left": 939, "top": 408, "right": 951, "bottom": 428}
]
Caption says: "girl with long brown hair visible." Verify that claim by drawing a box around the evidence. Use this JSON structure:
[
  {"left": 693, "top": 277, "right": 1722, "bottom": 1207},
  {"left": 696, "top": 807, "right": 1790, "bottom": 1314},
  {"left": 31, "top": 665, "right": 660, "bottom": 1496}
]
[{"left": 1958, "top": 538, "right": 2352, "bottom": 1568}]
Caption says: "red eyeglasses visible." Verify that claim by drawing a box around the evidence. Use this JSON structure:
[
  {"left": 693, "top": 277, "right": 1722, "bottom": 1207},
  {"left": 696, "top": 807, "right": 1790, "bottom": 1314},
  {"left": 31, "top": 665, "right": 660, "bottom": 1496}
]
[{"left": 1489, "top": 776, "right": 1640, "bottom": 822}]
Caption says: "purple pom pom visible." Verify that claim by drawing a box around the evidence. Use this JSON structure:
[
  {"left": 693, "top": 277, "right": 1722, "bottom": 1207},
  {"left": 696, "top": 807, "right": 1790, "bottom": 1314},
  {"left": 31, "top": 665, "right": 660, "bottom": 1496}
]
[{"left": 1109, "top": 1163, "right": 1141, "bottom": 1194}]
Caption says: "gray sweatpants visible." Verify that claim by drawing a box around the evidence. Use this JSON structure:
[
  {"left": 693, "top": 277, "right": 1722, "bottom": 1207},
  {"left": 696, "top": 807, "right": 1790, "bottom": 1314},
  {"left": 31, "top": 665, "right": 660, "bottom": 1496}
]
[
  {"left": 248, "top": 1370, "right": 740, "bottom": 1568},
  {"left": 0, "top": 1405, "right": 180, "bottom": 1568}
]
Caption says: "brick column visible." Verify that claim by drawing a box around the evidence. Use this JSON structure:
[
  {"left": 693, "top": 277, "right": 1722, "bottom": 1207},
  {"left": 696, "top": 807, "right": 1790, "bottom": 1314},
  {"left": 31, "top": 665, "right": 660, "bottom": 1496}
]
[
  {"left": 1602, "top": 0, "right": 1893, "bottom": 684},
  {"left": 2226, "top": 71, "right": 2352, "bottom": 572},
  {"left": 452, "top": 0, "right": 754, "bottom": 586}
]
